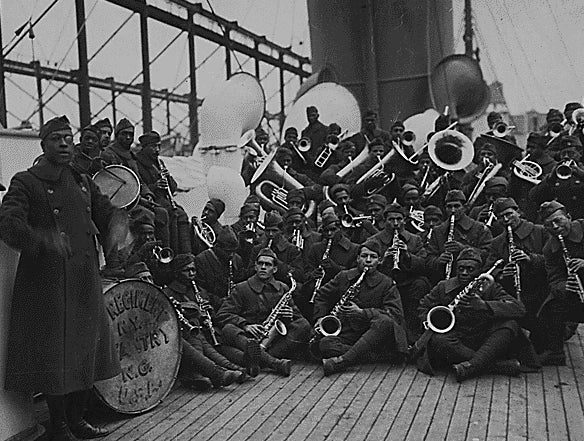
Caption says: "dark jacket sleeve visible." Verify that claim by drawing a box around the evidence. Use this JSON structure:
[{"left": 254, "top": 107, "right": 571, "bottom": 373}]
[{"left": 216, "top": 283, "right": 249, "bottom": 329}]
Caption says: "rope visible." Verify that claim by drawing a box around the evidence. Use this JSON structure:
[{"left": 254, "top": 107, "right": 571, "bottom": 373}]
[
  {"left": 88, "top": 12, "right": 136, "bottom": 63},
  {"left": 204, "top": 0, "right": 243, "bottom": 71}
]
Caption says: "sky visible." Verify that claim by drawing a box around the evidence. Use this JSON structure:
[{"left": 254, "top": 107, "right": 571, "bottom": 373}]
[{"left": 1, "top": 0, "right": 583, "bottom": 135}]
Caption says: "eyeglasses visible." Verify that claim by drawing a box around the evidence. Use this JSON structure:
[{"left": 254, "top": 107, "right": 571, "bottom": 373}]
[{"left": 48, "top": 134, "right": 73, "bottom": 144}]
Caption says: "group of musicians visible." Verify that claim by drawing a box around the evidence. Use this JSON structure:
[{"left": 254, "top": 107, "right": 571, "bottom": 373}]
[{"left": 1, "top": 101, "right": 584, "bottom": 440}]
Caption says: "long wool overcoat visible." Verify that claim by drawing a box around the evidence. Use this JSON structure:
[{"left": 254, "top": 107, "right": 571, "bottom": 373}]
[{"left": 0, "top": 158, "right": 120, "bottom": 394}]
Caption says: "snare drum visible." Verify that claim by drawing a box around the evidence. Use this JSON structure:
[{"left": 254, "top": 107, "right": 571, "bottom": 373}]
[
  {"left": 93, "top": 165, "right": 140, "bottom": 209},
  {"left": 94, "top": 279, "right": 181, "bottom": 414}
]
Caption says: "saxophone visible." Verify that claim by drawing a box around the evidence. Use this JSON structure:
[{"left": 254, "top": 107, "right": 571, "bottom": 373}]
[
  {"left": 507, "top": 225, "right": 522, "bottom": 300},
  {"left": 191, "top": 281, "right": 220, "bottom": 346},
  {"left": 313, "top": 267, "right": 369, "bottom": 337},
  {"left": 259, "top": 273, "right": 297, "bottom": 350},
  {"left": 445, "top": 214, "right": 456, "bottom": 279},
  {"left": 309, "top": 239, "right": 332, "bottom": 303}
]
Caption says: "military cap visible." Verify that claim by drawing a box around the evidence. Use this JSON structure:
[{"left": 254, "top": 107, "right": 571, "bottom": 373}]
[
  {"left": 445, "top": 189, "right": 466, "bottom": 203},
  {"left": 95, "top": 118, "right": 112, "bottom": 130},
  {"left": 257, "top": 247, "right": 277, "bottom": 261},
  {"left": 216, "top": 226, "right": 238, "bottom": 251},
  {"left": 321, "top": 212, "right": 340, "bottom": 228},
  {"left": 366, "top": 194, "right": 387, "bottom": 210},
  {"left": 139, "top": 131, "right": 161, "bottom": 146},
  {"left": 114, "top": 118, "right": 133, "bottom": 135},
  {"left": 205, "top": 198, "right": 225, "bottom": 217},
  {"left": 493, "top": 197, "right": 518, "bottom": 215},
  {"left": 457, "top": 247, "right": 482, "bottom": 265},
  {"left": 384, "top": 202, "right": 405, "bottom": 217},
  {"left": 485, "top": 176, "right": 509, "bottom": 190},
  {"left": 39, "top": 115, "right": 71, "bottom": 141},
  {"left": 360, "top": 240, "right": 381, "bottom": 257},
  {"left": 424, "top": 205, "right": 443, "bottom": 219},
  {"left": 264, "top": 211, "right": 283, "bottom": 228},
  {"left": 170, "top": 253, "right": 196, "bottom": 273},
  {"left": 538, "top": 200, "right": 566, "bottom": 220}
]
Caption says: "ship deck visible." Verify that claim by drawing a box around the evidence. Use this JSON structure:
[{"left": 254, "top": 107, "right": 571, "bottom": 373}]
[{"left": 35, "top": 329, "right": 584, "bottom": 441}]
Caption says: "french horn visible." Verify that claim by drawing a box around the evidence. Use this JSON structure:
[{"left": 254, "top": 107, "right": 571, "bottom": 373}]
[{"left": 512, "top": 154, "right": 542, "bottom": 185}]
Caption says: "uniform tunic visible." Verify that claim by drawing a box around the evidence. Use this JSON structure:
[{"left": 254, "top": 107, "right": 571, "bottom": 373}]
[{"left": 0, "top": 159, "right": 120, "bottom": 393}]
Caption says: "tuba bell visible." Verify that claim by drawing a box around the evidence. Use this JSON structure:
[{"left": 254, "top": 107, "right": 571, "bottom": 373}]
[{"left": 252, "top": 150, "right": 316, "bottom": 217}]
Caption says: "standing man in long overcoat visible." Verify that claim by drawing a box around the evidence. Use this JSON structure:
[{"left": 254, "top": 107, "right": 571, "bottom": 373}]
[{"left": 0, "top": 116, "right": 122, "bottom": 440}]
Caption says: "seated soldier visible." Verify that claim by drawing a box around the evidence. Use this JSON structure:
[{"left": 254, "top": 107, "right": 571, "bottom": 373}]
[
  {"left": 418, "top": 248, "right": 526, "bottom": 381},
  {"left": 192, "top": 198, "right": 225, "bottom": 255},
  {"left": 284, "top": 207, "right": 320, "bottom": 260},
  {"left": 195, "top": 226, "right": 246, "bottom": 311},
  {"left": 286, "top": 188, "right": 317, "bottom": 228},
  {"left": 486, "top": 197, "right": 550, "bottom": 353},
  {"left": 302, "top": 213, "right": 359, "bottom": 321},
  {"left": 426, "top": 189, "right": 493, "bottom": 283},
  {"left": 136, "top": 130, "right": 192, "bottom": 254},
  {"left": 247, "top": 211, "right": 303, "bottom": 284},
  {"left": 313, "top": 241, "right": 408, "bottom": 376},
  {"left": 461, "top": 142, "right": 509, "bottom": 203},
  {"left": 469, "top": 176, "right": 508, "bottom": 237},
  {"left": 164, "top": 254, "right": 246, "bottom": 390},
  {"left": 217, "top": 248, "right": 312, "bottom": 376},
  {"left": 538, "top": 201, "right": 584, "bottom": 365},
  {"left": 273, "top": 146, "right": 323, "bottom": 204},
  {"left": 400, "top": 183, "right": 425, "bottom": 235},
  {"left": 370, "top": 202, "right": 431, "bottom": 343}
]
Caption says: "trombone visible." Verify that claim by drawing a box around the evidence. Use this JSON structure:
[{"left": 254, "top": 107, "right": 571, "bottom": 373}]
[{"left": 492, "top": 121, "right": 515, "bottom": 138}]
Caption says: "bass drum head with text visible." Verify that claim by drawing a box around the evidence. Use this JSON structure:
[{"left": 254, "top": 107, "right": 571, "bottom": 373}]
[{"left": 94, "top": 279, "right": 182, "bottom": 414}]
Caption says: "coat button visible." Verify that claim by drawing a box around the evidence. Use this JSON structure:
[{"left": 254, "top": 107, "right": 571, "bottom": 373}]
[
  {"left": 60, "top": 232, "right": 66, "bottom": 237},
  {"left": 53, "top": 208, "right": 59, "bottom": 215},
  {"left": 81, "top": 187, "right": 87, "bottom": 192},
  {"left": 86, "top": 206, "right": 91, "bottom": 213},
  {"left": 47, "top": 189, "right": 54, "bottom": 194}
]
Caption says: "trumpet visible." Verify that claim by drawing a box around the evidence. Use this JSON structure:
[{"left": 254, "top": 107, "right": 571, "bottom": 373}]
[
  {"left": 445, "top": 214, "right": 455, "bottom": 279},
  {"left": 556, "top": 159, "right": 576, "bottom": 180},
  {"left": 492, "top": 121, "right": 515, "bottom": 138},
  {"left": 298, "top": 137, "right": 311, "bottom": 152},
  {"left": 424, "top": 259, "right": 503, "bottom": 334},
  {"left": 158, "top": 157, "right": 177, "bottom": 209},
  {"left": 401, "top": 130, "right": 416, "bottom": 147},
  {"left": 507, "top": 225, "right": 521, "bottom": 301},
  {"left": 558, "top": 234, "right": 584, "bottom": 303},
  {"left": 310, "top": 238, "right": 332, "bottom": 303},
  {"left": 153, "top": 245, "right": 174, "bottom": 264},
  {"left": 241, "top": 222, "right": 257, "bottom": 243},
  {"left": 485, "top": 203, "right": 496, "bottom": 227},
  {"left": 341, "top": 213, "right": 373, "bottom": 229}
]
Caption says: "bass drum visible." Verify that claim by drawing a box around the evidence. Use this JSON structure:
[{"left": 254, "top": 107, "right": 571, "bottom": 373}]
[
  {"left": 94, "top": 279, "right": 182, "bottom": 415},
  {"left": 93, "top": 165, "right": 141, "bottom": 209}
]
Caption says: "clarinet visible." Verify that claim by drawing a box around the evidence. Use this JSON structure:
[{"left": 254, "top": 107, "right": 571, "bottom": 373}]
[
  {"left": 507, "top": 225, "right": 522, "bottom": 300},
  {"left": 166, "top": 295, "right": 202, "bottom": 336},
  {"left": 191, "top": 281, "right": 220, "bottom": 346},
  {"left": 310, "top": 239, "right": 332, "bottom": 303},
  {"left": 227, "top": 256, "right": 235, "bottom": 297},
  {"left": 158, "top": 157, "right": 177, "bottom": 209},
  {"left": 558, "top": 234, "right": 584, "bottom": 303},
  {"left": 445, "top": 214, "right": 456, "bottom": 279}
]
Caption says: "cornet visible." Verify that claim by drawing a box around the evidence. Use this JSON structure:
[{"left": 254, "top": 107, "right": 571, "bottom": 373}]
[
  {"left": 292, "top": 228, "right": 304, "bottom": 250},
  {"left": 492, "top": 121, "right": 515, "bottom": 138},
  {"left": 298, "top": 137, "right": 311, "bottom": 152},
  {"left": 556, "top": 159, "right": 576, "bottom": 180},
  {"left": 153, "top": 245, "right": 174, "bottom": 264},
  {"left": 241, "top": 222, "right": 257, "bottom": 243},
  {"left": 401, "top": 130, "right": 416, "bottom": 147},
  {"left": 341, "top": 213, "right": 373, "bottom": 228}
]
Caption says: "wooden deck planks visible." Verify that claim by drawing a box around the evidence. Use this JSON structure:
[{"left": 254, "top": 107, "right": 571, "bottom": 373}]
[
  {"left": 344, "top": 364, "right": 409, "bottom": 440},
  {"left": 422, "top": 373, "right": 460, "bottom": 441},
  {"left": 34, "top": 329, "right": 584, "bottom": 441},
  {"left": 325, "top": 364, "right": 391, "bottom": 440},
  {"left": 486, "top": 376, "right": 510, "bottom": 441},
  {"left": 213, "top": 364, "right": 320, "bottom": 441},
  {"left": 506, "top": 375, "right": 528, "bottom": 441},
  {"left": 404, "top": 374, "right": 448, "bottom": 441},
  {"left": 302, "top": 364, "right": 378, "bottom": 441},
  {"left": 277, "top": 366, "right": 362, "bottom": 441},
  {"left": 542, "top": 366, "right": 569, "bottom": 441}
]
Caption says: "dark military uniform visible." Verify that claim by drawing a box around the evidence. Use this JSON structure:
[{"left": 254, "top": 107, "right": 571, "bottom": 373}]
[
  {"left": 417, "top": 277, "right": 525, "bottom": 374},
  {"left": 486, "top": 220, "right": 550, "bottom": 350},
  {"left": 194, "top": 248, "right": 246, "bottom": 311},
  {"left": 347, "top": 129, "right": 392, "bottom": 155},
  {"left": 426, "top": 214, "right": 493, "bottom": 281},
  {"left": 0, "top": 158, "right": 119, "bottom": 393},
  {"left": 530, "top": 172, "right": 584, "bottom": 221},
  {"left": 217, "top": 274, "right": 311, "bottom": 359},
  {"left": 313, "top": 268, "right": 408, "bottom": 362},
  {"left": 370, "top": 228, "right": 431, "bottom": 342}
]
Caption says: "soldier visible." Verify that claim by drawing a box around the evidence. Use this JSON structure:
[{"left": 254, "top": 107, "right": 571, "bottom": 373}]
[
  {"left": 217, "top": 248, "right": 312, "bottom": 376},
  {"left": 370, "top": 202, "right": 431, "bottom": 343},
  {"left": 426, "top": 189, "right": 492, "bottom": 282},
  {"left": 539, "top": 201, "right": 584, "bottom": 365},
  {"left": 418, "top": 248, "right": 526, "bottom": 381},
  {"left": 0, "top": 116, "right": 122, "bottom": 439},
  {"left": 95, "top": 117, "right": 113, "bottom": 150},
  {"left": 468, "top": 176, "right": 508, "bottom": 237},
  {"left": 486, "top": 197, "right": 550, "bottom": 353},
  {"left": 70, "top": 124, "right": 104, "bottom": 176},
  {"left": 192, "top": 198, "right": 225, "bottom": 255},
  {"left": 313, "top": 241, "right": 408, "bottom": 375}
]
